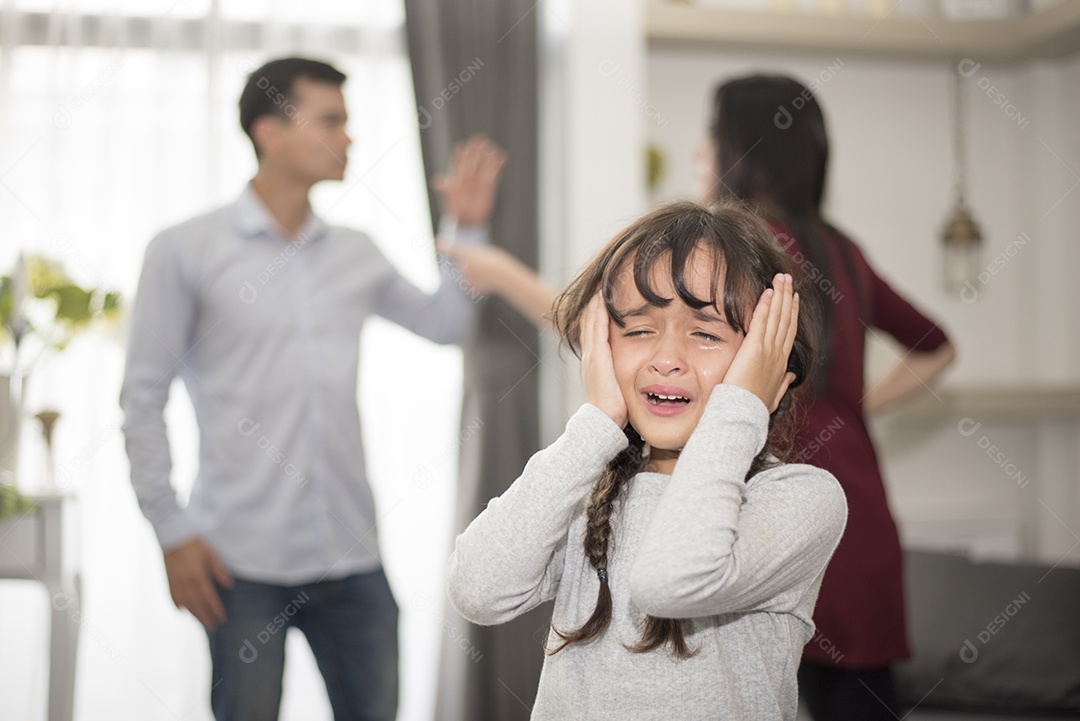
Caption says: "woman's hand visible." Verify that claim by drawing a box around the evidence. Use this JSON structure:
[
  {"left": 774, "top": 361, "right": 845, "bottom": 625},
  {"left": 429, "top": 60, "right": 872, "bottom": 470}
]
[
  {"left": 435, "top": 241, "right": 510, "bottom": 295},
  {"left": 581, "top": 292, "right": 627, "bottom": 426},
  {"left": 435, "top": 242, "right": 559, "bottom": 330},
  {"left": 723, "top": 273, "right": 799, "bottom": 413}
]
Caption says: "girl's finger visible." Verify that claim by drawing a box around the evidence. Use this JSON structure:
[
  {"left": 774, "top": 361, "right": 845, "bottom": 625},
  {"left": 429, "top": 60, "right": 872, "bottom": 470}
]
[
  {"left": 775, "top": 274, "right": 794, "bottom": 346},
  {"left": 747, "top": 286, "right": 773, "bottom": 342},
  {"left": 595, "top": 295, "right": 608, "bottom": 345},
  {"left": 765, "top": 273, "right": 786, "bottom": 342},
  {"left": 581, "top": 292, "right": 603, "bottom": 353},
  {"left": 579, "top": 296, "right": 594, "bottom": 351},
  {"left": 782, "top": 292, "right": 800, "bottom": 355}
]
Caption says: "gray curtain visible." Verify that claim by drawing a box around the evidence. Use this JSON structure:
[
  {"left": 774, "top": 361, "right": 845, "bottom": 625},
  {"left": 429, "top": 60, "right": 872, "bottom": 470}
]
[{"left": 403, "top": 3, "right": 546, "bottom": 720}]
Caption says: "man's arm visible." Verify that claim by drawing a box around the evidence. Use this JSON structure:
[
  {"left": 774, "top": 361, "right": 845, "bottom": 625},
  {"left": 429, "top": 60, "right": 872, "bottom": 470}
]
[
  {"left": 374, "top": 135, "right": 511, "bottom": 342},
  {"left": 120, "top": 232, "right": 233, "bottom": 630}
]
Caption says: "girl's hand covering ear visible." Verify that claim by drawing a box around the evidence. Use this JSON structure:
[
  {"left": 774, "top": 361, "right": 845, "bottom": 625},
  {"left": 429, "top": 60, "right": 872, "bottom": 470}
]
[
  {"left": 581, "top": 292, "right": 628, "bottom": 426},
  {"left": 723, "top": 273, "right": 799, "bottom": 413}
]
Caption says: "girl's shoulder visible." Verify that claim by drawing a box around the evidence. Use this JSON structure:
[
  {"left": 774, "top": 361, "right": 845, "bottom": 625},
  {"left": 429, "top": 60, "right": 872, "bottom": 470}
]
[
  {"left": 745, "top": 459, "right": 847, "bottom": 521},
  {"left": 748, "top": 456, "right": 841, "bottom": 488}
]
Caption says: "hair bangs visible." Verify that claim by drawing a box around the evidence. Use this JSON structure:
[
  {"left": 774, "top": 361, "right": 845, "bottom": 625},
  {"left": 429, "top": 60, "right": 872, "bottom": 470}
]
[{"left": 601, "top": 215, "right": 742, "bottom": 331}]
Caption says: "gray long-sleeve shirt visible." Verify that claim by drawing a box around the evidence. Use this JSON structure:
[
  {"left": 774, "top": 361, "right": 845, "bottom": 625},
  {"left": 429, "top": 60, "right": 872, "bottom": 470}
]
[
  {"left": 121, "top": 185, "right": 484, "bottom": 584},
  {"left": 448, "top": 384, "right": 847, "bottom": 720}
]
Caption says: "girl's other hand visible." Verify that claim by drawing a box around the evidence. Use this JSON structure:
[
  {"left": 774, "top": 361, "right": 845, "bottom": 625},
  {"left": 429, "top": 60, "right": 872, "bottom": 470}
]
[
  {"left": 722, "top": 273, "right": 799, "bottom": 413},
  {"left": 581, "top": 292, "right": 627, "bottom": 426}
]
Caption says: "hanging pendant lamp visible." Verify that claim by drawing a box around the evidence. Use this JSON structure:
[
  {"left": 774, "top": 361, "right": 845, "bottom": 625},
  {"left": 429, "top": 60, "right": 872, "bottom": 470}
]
[{"left": 942, "top": 64, "right": 983, "bottom": 294}]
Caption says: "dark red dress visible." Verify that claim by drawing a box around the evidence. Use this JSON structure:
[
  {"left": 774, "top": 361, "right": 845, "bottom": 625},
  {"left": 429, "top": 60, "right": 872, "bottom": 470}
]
[{"left": 774, "top": 221, "right": 949, "bottom": 669}]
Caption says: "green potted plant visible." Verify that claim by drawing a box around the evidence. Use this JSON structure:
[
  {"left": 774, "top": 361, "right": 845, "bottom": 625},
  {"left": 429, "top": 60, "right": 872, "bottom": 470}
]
[
  {"left": 1, "top": 252, "right": 121, "bottom": 489},
  {"left": 0, "top": 481, "right": 36, "bottom": 520}
]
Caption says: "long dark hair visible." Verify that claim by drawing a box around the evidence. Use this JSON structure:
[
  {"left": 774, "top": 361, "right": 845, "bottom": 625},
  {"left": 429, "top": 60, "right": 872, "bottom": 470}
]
[
  {"left": 709, "top": 74, "right": 863, "bottom": 391},
  {"left": 548, "top": 201, "right": 820, "bottom": 658}
]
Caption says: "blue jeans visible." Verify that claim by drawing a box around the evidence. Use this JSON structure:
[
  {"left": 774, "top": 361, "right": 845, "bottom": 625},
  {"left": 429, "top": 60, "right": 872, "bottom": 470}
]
[{"left": 207, "top": 568, "right": 399, "bottom": 721}]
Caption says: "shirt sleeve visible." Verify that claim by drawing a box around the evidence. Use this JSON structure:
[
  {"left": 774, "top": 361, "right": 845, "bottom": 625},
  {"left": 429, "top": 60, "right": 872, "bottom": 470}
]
[
  {"left": 857, "top": 242, "right": 949, "bottom": 352},
  {"left": 119, "top": 231, "right": 201, "bottom": 551},
  {"left": 629, "top": 384, "right": 847, "bottom": 619},
  {"left": 374, "top": 222, "right": 490, "bottom": 345},
  {"left": 447, "top": 404, "right": 629, "bottom": 626}
]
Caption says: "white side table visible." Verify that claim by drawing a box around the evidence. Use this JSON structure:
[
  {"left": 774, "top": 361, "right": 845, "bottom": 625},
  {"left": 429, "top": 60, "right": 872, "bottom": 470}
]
[{"left": 0, "top": 492, "right": 81, "bottom": 721}]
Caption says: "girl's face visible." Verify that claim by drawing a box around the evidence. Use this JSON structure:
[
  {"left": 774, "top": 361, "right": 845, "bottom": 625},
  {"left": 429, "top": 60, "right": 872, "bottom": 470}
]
[{"left": 608, "top": 247, "right": 745, "bottom": 474}]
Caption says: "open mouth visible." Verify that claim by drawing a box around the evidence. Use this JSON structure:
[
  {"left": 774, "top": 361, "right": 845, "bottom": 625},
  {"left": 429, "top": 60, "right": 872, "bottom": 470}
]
[{"left": 645, "top": 392, "right": 691, "bottom": 407}]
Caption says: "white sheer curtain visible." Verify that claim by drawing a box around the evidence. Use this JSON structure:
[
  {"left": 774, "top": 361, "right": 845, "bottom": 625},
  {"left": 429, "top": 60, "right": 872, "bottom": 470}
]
[{"left": 0, "top": 2, "right": 462, "bottom": 719}]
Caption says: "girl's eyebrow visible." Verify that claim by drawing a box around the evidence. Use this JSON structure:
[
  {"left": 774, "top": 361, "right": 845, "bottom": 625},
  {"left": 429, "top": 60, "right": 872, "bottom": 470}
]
[
  {"left": 622, "top": 303, "right": 654, "bottom": 318},
  {"left": 621, "top": 303, "right": 731, "bottom": 327},
  {"left": 691, "top": 307, "right": 730, "bottom": 326}
]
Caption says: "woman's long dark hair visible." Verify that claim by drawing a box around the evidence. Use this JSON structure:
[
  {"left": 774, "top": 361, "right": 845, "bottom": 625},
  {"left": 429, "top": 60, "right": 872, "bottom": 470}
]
[
  {"left": 548, "top": 201, "right": 821, "bottom": 658},
  {"left": 709, "top": 74, "right": 864, "bottom": 391}
]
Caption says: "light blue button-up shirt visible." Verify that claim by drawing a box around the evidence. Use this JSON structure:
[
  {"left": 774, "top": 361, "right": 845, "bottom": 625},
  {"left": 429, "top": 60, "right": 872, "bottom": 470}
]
[{"left": 121, "top": 185, "right": 484, "bottom": 584}]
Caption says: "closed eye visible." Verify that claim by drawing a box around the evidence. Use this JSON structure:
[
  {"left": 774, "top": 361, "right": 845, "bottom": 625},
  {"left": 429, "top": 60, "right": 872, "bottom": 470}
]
[{"left": 694, "top": 331, "right": 723, "bottom": 342}]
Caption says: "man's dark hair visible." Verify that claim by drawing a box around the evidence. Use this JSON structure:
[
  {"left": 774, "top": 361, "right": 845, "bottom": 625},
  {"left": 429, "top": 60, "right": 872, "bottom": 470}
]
[{"left": 239, "top": 57, "right": 346, "bottom": 157}]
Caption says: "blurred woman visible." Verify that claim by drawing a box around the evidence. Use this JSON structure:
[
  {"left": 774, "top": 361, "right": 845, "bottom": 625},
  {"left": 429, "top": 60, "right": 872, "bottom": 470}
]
[{"left": 701, "top": 74, "right": 956, "bottom": 721}]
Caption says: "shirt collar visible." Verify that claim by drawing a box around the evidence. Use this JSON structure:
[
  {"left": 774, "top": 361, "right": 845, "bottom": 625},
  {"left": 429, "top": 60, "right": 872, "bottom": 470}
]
[{"left": 232, "top": 183, "right": 330, "bottom": 243}]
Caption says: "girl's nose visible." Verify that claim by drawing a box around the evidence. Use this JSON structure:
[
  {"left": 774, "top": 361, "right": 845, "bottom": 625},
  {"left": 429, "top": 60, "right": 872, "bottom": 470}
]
[{"left": 648, "top": 333, "right": 684, "bottom": 375}]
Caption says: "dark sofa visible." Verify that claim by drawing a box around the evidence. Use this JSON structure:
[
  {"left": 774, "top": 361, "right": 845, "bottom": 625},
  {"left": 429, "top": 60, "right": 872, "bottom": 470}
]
[{"left": 894, "top": 549, "right": 1080, "bottom": 719}]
